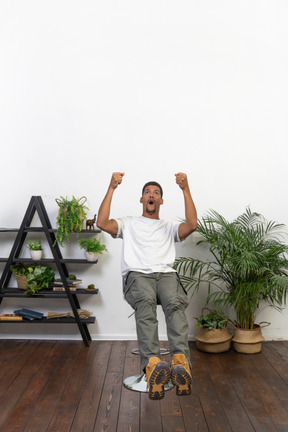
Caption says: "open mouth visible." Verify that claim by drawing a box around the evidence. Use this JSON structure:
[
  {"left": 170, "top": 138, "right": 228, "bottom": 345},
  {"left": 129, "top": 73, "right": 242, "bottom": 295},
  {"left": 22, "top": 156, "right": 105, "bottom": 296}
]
[{"left": 146, "top": 199, "right": 156, "bottom": 214}]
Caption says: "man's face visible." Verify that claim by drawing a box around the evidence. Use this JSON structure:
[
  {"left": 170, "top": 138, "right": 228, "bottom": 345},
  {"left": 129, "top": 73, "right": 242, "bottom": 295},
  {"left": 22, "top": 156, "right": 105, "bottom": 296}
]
[{"left": 140, "top": 185, "right": 163, "bottom": 217}]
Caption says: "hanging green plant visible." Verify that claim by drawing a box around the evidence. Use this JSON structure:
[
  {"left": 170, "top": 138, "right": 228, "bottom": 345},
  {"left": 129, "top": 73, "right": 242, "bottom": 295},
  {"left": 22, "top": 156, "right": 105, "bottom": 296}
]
[{"left": 55, "top": 196, "right": 89, "bottom": 246}]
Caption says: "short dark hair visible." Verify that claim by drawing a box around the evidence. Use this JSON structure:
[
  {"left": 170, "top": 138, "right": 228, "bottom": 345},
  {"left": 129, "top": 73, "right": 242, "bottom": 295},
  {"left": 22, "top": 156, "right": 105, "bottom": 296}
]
[{"left": 142, "top": 181, "right": 163, "bottom": 198}]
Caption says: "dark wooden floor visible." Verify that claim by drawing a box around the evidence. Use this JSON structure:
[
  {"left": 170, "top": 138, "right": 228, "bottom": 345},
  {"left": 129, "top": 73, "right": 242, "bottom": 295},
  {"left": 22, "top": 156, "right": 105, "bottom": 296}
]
[{"left": 0, "top": 340, "right": 288, "bottom": 432}]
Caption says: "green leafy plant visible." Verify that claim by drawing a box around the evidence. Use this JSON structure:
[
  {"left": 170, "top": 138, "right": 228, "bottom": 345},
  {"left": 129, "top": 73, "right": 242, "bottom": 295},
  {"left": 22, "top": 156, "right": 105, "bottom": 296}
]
[
  {"left": 25, "top": 265, "right": 55, "bottom": 296},
  {"left": 27, "top": 240, "right": 42, "bottom": 251},
  {"left": 68, "top": 274, "right": 77, "bottom": 280},
  {"left": 11, "top": 263, "right": 29, "bottom": 276},
  {"left": 11, "top": 263, "right": 55, "bottom": 295},
  {"left": 78, "top": 238, "right": 108, "bottom": 254},
  {"left": 55, "top": 196, "right": 89, "bottom": 246},
  {"left": 87, "top": 284, "right": 95, "bottom": 290},
  {"left": 174, "top": 207, "right": 288, "bottom": 330},
  {"left": 195, "top": 309, "right": 228, "bottom": 330}
]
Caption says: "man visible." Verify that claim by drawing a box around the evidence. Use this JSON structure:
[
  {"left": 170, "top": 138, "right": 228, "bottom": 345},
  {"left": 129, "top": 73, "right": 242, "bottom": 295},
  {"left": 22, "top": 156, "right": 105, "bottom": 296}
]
[{"left": 97, "top": 172, "right": 197, "bottom": 400}]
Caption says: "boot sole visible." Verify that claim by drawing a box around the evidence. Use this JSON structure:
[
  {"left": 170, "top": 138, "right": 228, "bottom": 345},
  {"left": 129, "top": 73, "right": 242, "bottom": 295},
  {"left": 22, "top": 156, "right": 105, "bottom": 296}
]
[
  {"left": 148, "top": 362, "right": 170, "bottom": 400},
  {"left": 171, "top": 365, "right": 192, "bottom": 396}
]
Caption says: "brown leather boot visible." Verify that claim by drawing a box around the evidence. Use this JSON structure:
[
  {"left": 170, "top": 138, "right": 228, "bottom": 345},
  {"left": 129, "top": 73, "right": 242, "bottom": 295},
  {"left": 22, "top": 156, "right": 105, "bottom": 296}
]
[
  {"left": 170, "top": 354, "right": 192, "bottom": 396},
  {"left": 145, "top": 356, "right": 170, "bottom": 400}
]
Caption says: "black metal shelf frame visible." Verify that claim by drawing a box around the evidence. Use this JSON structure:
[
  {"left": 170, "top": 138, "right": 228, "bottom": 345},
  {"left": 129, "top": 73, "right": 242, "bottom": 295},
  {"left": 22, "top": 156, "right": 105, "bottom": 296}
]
[{"left": 0, "top": 196, "right": 100, "bottom": 346}]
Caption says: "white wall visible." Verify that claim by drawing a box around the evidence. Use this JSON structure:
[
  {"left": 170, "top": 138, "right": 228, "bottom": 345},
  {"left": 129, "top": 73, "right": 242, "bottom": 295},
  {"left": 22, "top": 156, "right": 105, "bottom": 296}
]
[{"left": 0, "top": 0, "right": 288, "bottom": 341}]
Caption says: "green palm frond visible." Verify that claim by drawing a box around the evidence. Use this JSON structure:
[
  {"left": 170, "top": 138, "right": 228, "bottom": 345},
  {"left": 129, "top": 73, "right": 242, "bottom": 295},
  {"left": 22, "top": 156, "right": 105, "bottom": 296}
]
[{"left": 174, "top": 206, "right": 288, "bottom": 329}]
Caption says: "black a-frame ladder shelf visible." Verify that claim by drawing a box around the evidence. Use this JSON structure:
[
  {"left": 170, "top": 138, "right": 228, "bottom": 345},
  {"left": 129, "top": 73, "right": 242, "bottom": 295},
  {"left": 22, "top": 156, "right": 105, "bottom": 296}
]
[{"left": 0, "top": 196, "right": 100, "bottom": 347}]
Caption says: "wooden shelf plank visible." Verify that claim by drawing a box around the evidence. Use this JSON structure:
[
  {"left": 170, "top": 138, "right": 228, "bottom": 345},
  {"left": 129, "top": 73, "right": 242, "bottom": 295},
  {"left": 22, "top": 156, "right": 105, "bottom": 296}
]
[
  {"left": 0, "top": 228, "right": 101, "bottom": 233},
  {"left": 10, "top": 258, "right": 98, "bottom": 264},
  {"left": 0, "top": 288, "right": 99, "bottom": 298},
  {"left": 0, "top": 317, "right": 96, "bottom": 324},
  {"left": 1, "top": 258, "right": 98, "bottom": 264}
]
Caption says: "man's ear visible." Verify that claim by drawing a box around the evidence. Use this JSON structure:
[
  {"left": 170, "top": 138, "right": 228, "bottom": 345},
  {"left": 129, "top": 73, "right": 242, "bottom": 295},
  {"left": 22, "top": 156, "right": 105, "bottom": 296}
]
[
  {"left": 140, "top": 196, "right": 143, "bottom": 203},
  {"left": 160, "top": 198, "right": 164, "bottom": 205}
]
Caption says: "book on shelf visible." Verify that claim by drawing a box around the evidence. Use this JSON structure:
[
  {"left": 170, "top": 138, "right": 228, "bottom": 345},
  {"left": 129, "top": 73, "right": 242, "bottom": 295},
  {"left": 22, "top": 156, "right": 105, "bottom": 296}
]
[
  {"left": 14, "top": 309, "right": 43, "bottom": 320},
  {"left": 53, "top": 286, "right": 77, "bottom": 291},
  {"left": 0, "top": 314, "right": 23, "bottom": 321},
  {"left": 54, "top": 278, "right": 82, "bottom": 286}
]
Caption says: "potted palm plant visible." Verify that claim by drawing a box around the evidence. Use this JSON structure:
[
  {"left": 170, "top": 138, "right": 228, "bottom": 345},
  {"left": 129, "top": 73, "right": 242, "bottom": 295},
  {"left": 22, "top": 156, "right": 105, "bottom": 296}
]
[
  {"left": 78, "top": 237, "right": 108, "bottom": 262},
  {"left": 174, "top": 207, "right": 288, "bottom": 353}
]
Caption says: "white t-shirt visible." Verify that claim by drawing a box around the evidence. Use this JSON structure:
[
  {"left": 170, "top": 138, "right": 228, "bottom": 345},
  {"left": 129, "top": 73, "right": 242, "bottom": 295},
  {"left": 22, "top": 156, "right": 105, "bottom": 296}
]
[{"left": 115, "top": 216, "right": 181, "bottom": 276}]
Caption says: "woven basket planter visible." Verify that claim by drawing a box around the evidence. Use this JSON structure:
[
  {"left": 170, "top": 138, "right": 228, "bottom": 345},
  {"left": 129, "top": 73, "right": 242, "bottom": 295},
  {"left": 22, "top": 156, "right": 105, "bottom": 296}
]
[
  {"left": 16, "top": 275, "right": 28, "bottom": 290},
  {"left": 195, "top": 326, "right": 232, "bottom": 353},
  {"left": 232, "top": 323, "right": 269, "bottom": 354}
]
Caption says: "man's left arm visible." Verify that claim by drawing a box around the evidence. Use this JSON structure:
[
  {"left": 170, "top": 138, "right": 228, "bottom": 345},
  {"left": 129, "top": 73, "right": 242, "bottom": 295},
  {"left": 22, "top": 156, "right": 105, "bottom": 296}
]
[{"left": 175, "top": 173, "right": 198, "bottom": 240}]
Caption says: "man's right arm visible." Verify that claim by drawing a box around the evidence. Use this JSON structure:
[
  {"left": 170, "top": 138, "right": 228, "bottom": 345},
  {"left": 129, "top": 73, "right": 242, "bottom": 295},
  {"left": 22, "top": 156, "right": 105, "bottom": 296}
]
[{"left": 96, "top": 172, "right": 125, "bottom": 236}]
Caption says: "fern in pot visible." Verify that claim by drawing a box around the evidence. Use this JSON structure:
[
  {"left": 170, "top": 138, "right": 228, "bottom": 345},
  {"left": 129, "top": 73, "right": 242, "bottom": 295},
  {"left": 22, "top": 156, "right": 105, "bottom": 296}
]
[
  {"left": 78, "top": 237, "right": 108, "bottom": 262},
  {"left": 55, "top": 196, "right": 89, "bottom": 246},
  {"left": 174, "top": 207, "right": 288, "bottom": 353}
]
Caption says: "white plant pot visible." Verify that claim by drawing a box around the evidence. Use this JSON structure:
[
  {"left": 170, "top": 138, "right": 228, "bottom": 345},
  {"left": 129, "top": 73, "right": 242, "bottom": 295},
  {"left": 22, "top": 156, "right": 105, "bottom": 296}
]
[
  {"left": 85, "top": 252, "right": 98, "bottom": 262},
  {"left": 30, "top": 250, "right": 43, "bottom": 260}
]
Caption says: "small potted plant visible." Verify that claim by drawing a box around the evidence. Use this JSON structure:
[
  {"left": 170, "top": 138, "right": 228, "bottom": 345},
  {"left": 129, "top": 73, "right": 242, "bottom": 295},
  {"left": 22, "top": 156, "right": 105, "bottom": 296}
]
[
  {"left": 11, "top": 263, "right": 29, "bottom": 290},
  {"left": 194, "top": 308, "right": 232, "bottom": 353},
  {"left": 27, "top": 240, "right": 43, "bottom": 260},
  {"left": 10, "top": 263, "right": 55, "bottom": 294},
  {"left": 55, "top": 196, "right": 89, "bottom": 246},
  {"left": 78, "top": 237, "right": 108, "bottom": 262}
]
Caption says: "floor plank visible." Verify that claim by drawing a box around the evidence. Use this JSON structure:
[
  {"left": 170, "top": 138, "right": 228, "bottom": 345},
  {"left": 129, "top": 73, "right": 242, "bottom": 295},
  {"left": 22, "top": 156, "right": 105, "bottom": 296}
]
[
  {"left": 70, "top": 341, "right": 113, "bottom": 432},
  {"left": 203, "top": 351, "right": 254, "bottom": 432},
  {"left": 0, "top": 340, "right": 51, "bottom": 430},
  {"left": 190, "top": 344, "right": 233, "bottom": 431},
  {"left": 47, "top": 342, "right": 98, "bottom": 432},
  {"left": 25, "top": 341, "right": 84, "bottom": 432},
  {"left": 0, "top": 340, "right": 287, "bottom": 432},
  {"left": 93, "top": 341, "right": 127, "bottom": 432},
  {"left": 117, "top": 341, "right": 140, "bottom": 432},
  {"left": 220, "top": 350, "right": 280, "bottom": 431}
]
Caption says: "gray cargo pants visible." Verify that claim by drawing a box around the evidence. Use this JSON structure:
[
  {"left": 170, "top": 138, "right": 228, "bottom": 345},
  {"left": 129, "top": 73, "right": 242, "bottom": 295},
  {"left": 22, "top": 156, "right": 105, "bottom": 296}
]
[{"left": 123, "top": 271, "right": 190, "bottom": 371}]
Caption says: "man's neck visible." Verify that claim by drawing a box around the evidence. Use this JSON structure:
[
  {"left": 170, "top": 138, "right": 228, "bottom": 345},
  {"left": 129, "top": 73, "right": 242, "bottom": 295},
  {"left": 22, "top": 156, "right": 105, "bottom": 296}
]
[{"left": 142, "top": 212, "right": 160, "bottom": 220}]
